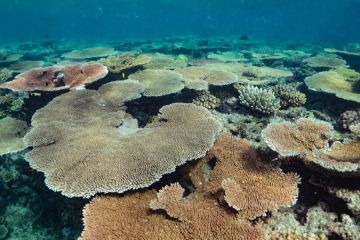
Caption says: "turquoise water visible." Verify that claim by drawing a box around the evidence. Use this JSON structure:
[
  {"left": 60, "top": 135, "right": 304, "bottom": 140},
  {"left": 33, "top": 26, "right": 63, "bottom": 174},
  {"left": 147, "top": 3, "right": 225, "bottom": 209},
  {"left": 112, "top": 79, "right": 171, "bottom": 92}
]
[
  {"left": 0, "top": 1, "right": 360, "bottom": 240},
  {"left": 0, "top": 0, "right": 359, "bottom": 44}
]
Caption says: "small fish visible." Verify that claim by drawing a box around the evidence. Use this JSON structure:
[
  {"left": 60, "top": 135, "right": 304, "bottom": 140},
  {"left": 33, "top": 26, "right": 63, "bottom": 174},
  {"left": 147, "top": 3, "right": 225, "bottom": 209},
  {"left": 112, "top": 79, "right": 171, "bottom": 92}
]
[{"left": 121, "top": 72, "right": 125, "bottom": 79}]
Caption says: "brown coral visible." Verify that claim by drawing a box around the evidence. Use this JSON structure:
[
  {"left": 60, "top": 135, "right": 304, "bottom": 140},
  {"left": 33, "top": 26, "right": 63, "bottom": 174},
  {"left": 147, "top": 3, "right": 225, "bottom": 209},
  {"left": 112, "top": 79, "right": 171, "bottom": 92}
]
[
  {"left": 262, "top": 118, "right": 360, "bottom": 175},
  {"left": 189, "top": 133, "right": 299, "bottom": 219},
  {"left": 0, "top": 63, "right": 108, "bottom": 92},
  {"left": 192, "top": 91, "right": 220, "bottom": 109},
  {"left": 81, "top": 184, "right": 265, "bottom": 240},
  {"left": 24, "top": 83, "right": 220, "bottom": 197}
]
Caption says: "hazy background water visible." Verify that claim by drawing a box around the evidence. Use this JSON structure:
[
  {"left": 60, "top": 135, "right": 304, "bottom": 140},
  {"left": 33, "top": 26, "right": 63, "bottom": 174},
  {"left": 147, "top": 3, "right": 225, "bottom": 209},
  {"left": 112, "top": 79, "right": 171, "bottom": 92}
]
[{"left": 0, "top": 0, "right": 360, "bottom": 45}]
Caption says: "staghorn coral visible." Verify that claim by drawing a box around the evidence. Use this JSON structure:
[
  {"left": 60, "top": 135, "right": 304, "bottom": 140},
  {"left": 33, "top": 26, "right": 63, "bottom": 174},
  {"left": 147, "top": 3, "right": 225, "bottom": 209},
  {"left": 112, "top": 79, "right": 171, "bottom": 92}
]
[
  {"left": 236, "top": 84, "right": 281, "bottom": 114},
  {"left": 192, "top": 91, "right": 220, "bottom": 109},
  {"left": 304, "top": 70, "right": 360, "bottom": 103},
  {"left": 0, "top": 63, "right": 108, "bottom": 92},
  {"left": 81, "top": 186, "right": 265, "bottom": 240},
  {"left": 272, "top": 84, "right": 306, "bottom": 108},
  {"left": 189, "top": 133, "right": 299, "bottom": 219},
  {"left": 129, "top": 69, "right": 185, "bottom": 96},
  {"left": 0, "top": 68, "right": 12, "bottom": 83},
  {"left": 98, "top": 53, "right": 151, "bottom": 73},
  {"left": 303, "top": 55, "right": 347, "bottom": 69},
  {"left": 0, "top": 117, "right": 28, "bottom": 156},
  {"left": 24, "top": 83, "right": 220, "bottom": 197},
  {"left": 262, "top": 118, "right": 360, "bottom": 175},
  {"left": 62, "top": 47, "right": 117, "bottom": 59}
]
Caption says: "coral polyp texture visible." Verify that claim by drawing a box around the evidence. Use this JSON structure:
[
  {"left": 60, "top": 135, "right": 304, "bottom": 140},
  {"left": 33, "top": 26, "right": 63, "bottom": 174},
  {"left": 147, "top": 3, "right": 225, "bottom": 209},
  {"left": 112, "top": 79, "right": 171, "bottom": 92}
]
[
  {"left": 98, "top": 53, "right": 151, "bottom": 73},
  {"left": 0, "top": 63, "right": 108, "bottom": 91},
  {"left": 129, "top": 69, "right": 185, "bottom": 96},
  {"left": 61, "top": 47, "right": 118, "bottom": 59},
  {"left": 304, "top": 71, "right": 360, "bottom": 103},
  {"left": 262, "top": 118, "right": 360, "bottom": 175},
  {"left": 0, "top": 117, "right": 28, "bottom": 155},
  {"left": 24, "top": 82, "right": 220, "bottom": 197},
  {"left": 236, "top": 84, "right": 281, "bottom": 114},
  {"left": 189, "top": 133, "right": 299, "bottom": 219}
]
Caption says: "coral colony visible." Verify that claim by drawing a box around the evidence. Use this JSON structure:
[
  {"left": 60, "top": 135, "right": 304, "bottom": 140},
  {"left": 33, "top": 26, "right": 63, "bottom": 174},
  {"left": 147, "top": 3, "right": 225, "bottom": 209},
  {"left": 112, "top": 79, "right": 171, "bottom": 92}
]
[{"left": 0, "top": 36, "right": 360, "bottom": 239}]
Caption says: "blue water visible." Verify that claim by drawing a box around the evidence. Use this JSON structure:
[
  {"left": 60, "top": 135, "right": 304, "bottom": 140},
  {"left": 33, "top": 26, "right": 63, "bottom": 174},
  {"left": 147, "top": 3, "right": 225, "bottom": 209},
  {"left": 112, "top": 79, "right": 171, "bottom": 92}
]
[{"left": 1, "top": 0, "right": 360, "bottom": 44}]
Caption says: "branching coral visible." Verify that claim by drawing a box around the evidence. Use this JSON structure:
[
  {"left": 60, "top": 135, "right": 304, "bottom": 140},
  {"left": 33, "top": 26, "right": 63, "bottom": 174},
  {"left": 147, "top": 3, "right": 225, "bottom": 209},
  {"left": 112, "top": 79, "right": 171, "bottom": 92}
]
[
  {"left": 24, "top": 82, "right": 220, "bottom": 197},
  {"left": 1, "top": 63, "right": 108, "bottom": 91},
  {"left": 192, "top": 91, "right": 220, "bottom": 109},
  {"left": 272, "top": 84, "right": 306, "bottom": 108},
  {"left": 236, "top": 84, "right": 281, "bottom": 114}
]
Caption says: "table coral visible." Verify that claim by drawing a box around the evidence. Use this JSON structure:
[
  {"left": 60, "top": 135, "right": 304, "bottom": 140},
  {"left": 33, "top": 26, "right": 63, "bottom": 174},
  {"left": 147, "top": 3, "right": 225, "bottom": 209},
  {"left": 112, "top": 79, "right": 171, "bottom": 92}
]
[
  {"left": 62, "top": 47, "right": 117, "bottom": 59},
  {"left": 24, "top": 82, "right": 220, "bottom": 197},
  {"left": 98, "top": 53, "right": 151, "bottom": 73},
  {"left": 0, "top": 63, "right": 108, "bottom": 92}
]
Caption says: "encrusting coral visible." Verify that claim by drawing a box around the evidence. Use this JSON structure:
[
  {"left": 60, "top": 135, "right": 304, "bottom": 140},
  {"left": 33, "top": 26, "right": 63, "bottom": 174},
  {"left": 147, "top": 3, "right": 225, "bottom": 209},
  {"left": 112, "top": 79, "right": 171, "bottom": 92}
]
[
  {"left": 98, "top": 53, "right": 151, "bottom": 73},
  {"left": 0, "top": 117, "right": 28, "bottom": 155},
  {"left": 0, "top": 63, "right": 108, "bottom": 91},
  {"left": 129, "top": 69, "right": 185, "bottom": 96},
  {"left": 262, "top": 118, "right": 360, "bottom": 175},
  {"left": 79, "top": 133, "right": 300, "bottom": 239},
  {"left": 24, "top": 81, "right": 220, "bottom": 197},
  {"left": 235, "top": 84, "right": 281, "bottom": 114}
]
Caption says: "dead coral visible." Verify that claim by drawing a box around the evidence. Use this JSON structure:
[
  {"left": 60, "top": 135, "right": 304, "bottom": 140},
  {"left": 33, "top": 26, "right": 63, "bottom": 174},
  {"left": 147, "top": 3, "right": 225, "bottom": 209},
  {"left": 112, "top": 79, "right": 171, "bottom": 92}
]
[{"left": 0, "top": 63, "right": 108, "bottom": 92}]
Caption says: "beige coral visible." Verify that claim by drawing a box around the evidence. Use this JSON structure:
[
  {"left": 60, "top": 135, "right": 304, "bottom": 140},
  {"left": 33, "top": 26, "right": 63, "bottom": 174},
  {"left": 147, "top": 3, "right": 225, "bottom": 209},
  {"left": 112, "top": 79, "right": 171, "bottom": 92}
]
[
  {"left": 98, "top": 53, "right": 151, "bottom": 73},
  {"left": 0, "top": 117, "right": 28, "bottom": 155},
  {"left": 24, "top": 83, "right": 220, "bottom": 197}
]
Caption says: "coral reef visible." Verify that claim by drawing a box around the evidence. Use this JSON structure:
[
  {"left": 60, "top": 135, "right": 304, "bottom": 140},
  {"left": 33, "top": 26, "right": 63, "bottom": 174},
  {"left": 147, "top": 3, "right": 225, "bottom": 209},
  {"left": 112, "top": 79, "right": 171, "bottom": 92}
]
[
  {"left": 338, "top": 109, "right": 360, "bottom": 130},
  {"left": 144, "top": 53, "right": 188, "bottom": 69},
  {"left": 62, "top": 47, "right": 117, "bottom": 59},
  {"left": 236, "top": 84, "right": 281, "bottom": 114},
  {"left": 24, "top": 82, "right": 220, "bottom": 197},
  {"left": 303, "top": 54, "right": 347, "bottom": 69},
  {"left": 98, "top": 53, "right": 151, "bottom": 73},
  {"left": 272, "top": 84, "right": 307, "bottom": 108},
  {"left": 0, "top": 117, "right": 28, "bottom": 155},
  {"left": 0, "top": 68, "right": 12, "bottom": 83},
  {"left": 175, "top": 65, "right": 238, "bottom": 91},
  {"left": 304, "top": 70, "right": 360, "bottom": 103},
  {"left": 9, "top": 60, "right": 44, "bottom": 72},
  {"left": 262, "top": 118, "right": 360, "bottom": 175},
  {"left": 192, "top": 91, "right": 220, "bottom": 109},
  {"left": 207, "top": 51, "right": 246, "bottom": 62},
  {"left": 129, "top": 69, "right": 185, "bottom": 96},
  {"left": 0, "top": 63, "right": 108, "bottom": 91}
]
